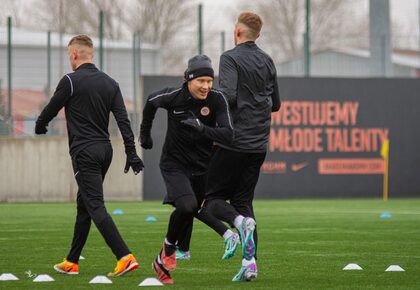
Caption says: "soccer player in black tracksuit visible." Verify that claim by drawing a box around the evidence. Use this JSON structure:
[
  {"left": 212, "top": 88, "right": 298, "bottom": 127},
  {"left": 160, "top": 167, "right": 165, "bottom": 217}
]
[
  {"left": 35, "top": 35, "right": 144, "bottom": 277},
  {"left": 200, "top": 13, "right": 281, "bottom": 282},
  {"left": 140, "top": 55, "right": 234, "bottom": 284}
]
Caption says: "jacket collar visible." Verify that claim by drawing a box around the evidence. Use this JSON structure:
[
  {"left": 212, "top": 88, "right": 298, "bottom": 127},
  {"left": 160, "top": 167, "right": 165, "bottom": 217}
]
[
  {"left": 182, "top": 82, "right": 207, "bottom": 104},
  {"left": 75, "top": 63, "right": 97, "bottom": 71},
  {"left": 237, "top": 41, "right": 257, "bottom": 48}
]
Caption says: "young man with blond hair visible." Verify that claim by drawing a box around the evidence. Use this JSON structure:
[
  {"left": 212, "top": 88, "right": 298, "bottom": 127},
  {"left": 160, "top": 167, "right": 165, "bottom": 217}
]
[
  {"left": 36, "top": 34, "right": 144, "bottom": 277},
  {"left": 201, "top": 12, "right": 281, "bottom": 282}
]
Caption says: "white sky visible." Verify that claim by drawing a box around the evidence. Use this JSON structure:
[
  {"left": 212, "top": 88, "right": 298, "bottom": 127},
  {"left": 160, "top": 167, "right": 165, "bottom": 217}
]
[
  {"left": 197, "top": 0, "right": 419, "bottom": 53},
  {"left": 1, "top": 0, "right": 418, "bottom": 52},
  {"left": 2, "top": 0, "right": 418, "bottom": 39},
  {"left": 200, "top": 0, "right": 419, "bottom": 33}
]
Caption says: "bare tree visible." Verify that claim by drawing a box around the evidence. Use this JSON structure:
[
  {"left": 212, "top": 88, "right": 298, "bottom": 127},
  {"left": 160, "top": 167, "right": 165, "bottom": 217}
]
[
  {"left": 1, "top": 0, "right": 27, "bottom": 27},
  {"left": 76, "top": 0, "right": 127, "bottom": 39},
  {"left": 247, "top": 0, "right": 359, "bottom": 62},
  {"left": 30, "top": 0, "right": 126, "bottom": 39},
  {"left": 125, "top": 0, "right": 195, "bottom": 74},
  {"left": 311, "top": 0, "right": 353, "bottom": 51},
  {"left": 258, "top": 0, "right": 301, "bottom": 60},
  {"left": 30, "top": 1, "right": 78, "bottom": 33},
  {"left": 28, "top": 0, "right": 194, "bottom": 73},
  {"left": 126, "top": 0, "right": 192, "bottom": 46}
]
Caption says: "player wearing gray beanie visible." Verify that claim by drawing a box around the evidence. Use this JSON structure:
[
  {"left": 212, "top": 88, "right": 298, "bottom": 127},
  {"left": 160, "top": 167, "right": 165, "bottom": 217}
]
[
  {"left": 184, "top": 55, "right": 214, "bottom": 81},
  {"left": 140, "top": 54, "right": 233, "bottom": 285}
]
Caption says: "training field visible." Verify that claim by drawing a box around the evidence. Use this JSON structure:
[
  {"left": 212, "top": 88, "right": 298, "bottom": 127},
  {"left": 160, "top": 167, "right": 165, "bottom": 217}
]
[{"left": 0, "top": 199, "right": 419, "bottom": 289}]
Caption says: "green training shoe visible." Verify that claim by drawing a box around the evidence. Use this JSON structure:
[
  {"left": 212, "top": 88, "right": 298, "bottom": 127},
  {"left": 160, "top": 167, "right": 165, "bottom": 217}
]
[
  {"left": 176, "top": 249, "right": 191, "bottom": 260},
  {"left": 222, "top": 232, "right": 240, "bottom": 260},
  {"left": 232, "top": 262, "right": 257, "bottom": 282}
]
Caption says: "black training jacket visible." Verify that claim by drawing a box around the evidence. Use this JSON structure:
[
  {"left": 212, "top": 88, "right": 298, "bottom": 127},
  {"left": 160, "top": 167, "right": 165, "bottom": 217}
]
[
  {"left": 140, "top": 83, "right": 234, "bottom": 174},
  {"left": 218, "top": 41, "right": 281, "bottom": 153},
  {"left": 36, "top": 63, "right": 135, "bottom": 157}
]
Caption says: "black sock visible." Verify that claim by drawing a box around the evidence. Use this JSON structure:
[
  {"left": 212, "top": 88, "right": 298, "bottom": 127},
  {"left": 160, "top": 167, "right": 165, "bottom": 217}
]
[{"left": 163, "top": 243, "right": 176, "bottom": 256}]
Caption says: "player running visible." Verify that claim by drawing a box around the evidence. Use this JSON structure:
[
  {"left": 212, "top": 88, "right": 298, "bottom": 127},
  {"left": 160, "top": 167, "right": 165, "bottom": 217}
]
[
  {"left": 140, "top": 55, "right": 237, "bottom": 284},
  {"left": 201, "top": 12, "right": 281, "bottom": 282}
]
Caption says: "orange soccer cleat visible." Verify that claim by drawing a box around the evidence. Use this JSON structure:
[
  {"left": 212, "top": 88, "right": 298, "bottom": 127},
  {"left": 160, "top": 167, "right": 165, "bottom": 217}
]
[
  {"left": 152, "top": 258, "right": 174, "bottom": 284},
  {"left": 107, "top": 254, "right": 139, "bottom": 277},
  {"left": 53, "top": 259, "right": 79, "bottom": 275}
]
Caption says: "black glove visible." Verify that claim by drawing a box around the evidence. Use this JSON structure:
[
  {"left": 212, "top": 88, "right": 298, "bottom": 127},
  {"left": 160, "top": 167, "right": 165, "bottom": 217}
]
[
  {"left": 124, "top": 151, "right": 144, "bottom": 174},
  {"left": 140, "top": 133, "right": 153, "bottom": 149},
  {"left": 181, "top": 118, "right": 204, "bottom": 133},
  {"left": 35, "top": 121, "right": 48, "bottom": 135}
]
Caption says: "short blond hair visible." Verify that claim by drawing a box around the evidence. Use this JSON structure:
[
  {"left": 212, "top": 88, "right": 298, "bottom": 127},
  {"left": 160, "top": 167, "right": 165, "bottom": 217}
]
[
  {"left": 68, "top": 34, "right": 93, "bottom": 48},
  {"left": 237, "top": 12, "right": 263, "bottom": 39}
]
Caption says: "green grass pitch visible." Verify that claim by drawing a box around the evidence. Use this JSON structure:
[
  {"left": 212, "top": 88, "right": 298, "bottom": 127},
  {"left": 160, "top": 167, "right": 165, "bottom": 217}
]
[{"left": 0, "top": 199, "right": 419, "bottom": 289}]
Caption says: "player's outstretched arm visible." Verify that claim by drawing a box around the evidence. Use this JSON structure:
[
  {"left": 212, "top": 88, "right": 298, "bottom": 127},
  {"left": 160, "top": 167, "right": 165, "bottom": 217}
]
[
  {"left": 140, "top": 87, "right": 178, "bottom": 149},
  {"left": 111, "top": 85, "right": 144, "bottom": 174}
]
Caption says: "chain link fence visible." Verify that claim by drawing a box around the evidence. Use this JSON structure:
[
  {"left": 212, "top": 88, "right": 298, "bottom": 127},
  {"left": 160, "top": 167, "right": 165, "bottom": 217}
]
[{"left": 1, "top": 0, "right": 419, "bottom": 138}]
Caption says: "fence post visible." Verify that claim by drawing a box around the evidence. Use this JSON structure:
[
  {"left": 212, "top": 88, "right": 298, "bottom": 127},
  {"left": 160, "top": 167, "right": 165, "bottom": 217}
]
[
  {"left": 221, "top": 31, "right": 225, "bottom": 54},
  {"left": 7, "top": 16, "right": 12, "bottom": 136},
  {"left": 131, "top": 31, "right": 142, "bottom": 134},
  {"left": 304, "top": 0, "right": 311, "bottom": 77},
  {"left": 99, "top": 10, "right": 104, "bottom": 71},
  {"left": 198, "top": 4, "right": 203, "bottom": 54},
  {"left": 47, "top": 31, "right": 51, "bottom": 98}
]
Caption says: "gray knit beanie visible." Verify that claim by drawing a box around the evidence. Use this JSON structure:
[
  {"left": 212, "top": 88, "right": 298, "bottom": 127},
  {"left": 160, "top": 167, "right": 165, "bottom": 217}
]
[{"left": 184, "top": 55, "right": 214, "bottom": 81}]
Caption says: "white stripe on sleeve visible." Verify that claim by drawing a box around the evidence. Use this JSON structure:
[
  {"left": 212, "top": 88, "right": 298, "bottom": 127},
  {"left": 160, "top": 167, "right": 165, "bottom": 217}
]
[{"left": 65, "top": 74, "right": 74, "bottom": 96}]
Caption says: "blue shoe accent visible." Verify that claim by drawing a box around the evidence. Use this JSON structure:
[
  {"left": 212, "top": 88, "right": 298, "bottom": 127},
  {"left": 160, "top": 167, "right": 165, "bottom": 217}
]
[{"left": 175, "top": 249, "right": 191, "bottom": 260}]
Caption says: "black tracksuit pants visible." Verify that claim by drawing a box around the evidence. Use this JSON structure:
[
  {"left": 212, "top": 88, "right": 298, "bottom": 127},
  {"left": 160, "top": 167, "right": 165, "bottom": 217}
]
[
  {"left": 203, "top": 147, "right": 266, "bottom": 257},
  {"left": 161, "top": 167, "right": 228, "bottom": 250},
  {"left": 67, "top": 143, "right": 130, "bottom": 263}
]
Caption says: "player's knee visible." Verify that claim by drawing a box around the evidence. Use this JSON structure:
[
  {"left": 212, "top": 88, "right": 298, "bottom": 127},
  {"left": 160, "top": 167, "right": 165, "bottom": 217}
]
[
  {"left": 75, "top": 214, "right": 91, "bottom": 225},
  {"left": 202, "top": 199, "right": 222, "bottom": 215},
  {"left": 89, "top": 206, "right": 109, "bottom": 224},
  {"left": 230, "top": 200, "right": 249, "bottom": 213},
  {"left": 176, "top": 198, "right": 198, "bottom": 216}
]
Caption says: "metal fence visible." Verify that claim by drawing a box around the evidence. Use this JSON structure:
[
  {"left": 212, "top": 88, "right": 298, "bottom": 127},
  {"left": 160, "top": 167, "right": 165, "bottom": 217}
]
[{"left": 1, "top": 0, "right": 419, "bottom": 138}]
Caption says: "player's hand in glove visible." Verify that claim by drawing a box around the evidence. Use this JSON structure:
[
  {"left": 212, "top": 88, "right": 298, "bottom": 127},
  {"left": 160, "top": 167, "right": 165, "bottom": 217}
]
[
  {"left": 124, "top": 151, "right": 144, "bottom": 174},
  {"left": 181, "top": 112, "right": 204, "bottom": 133},
  {"left": 181, "top": 118, "right": 204, "bottom": 132},
  {"left": 35, "top": 121, "right": 48, "bottom": 135},
  {"left": 140, "top": 133, "right": 153, "bottom": 149}
]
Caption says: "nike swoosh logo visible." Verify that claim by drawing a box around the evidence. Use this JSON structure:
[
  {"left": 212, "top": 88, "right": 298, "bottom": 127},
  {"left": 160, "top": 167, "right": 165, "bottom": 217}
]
[
  {"left": 173, "top": 110, "right": 185, "bottom": 114},
  {"left": 291, "top": 162, "right": 308, "bottom": 172}
]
